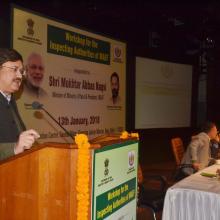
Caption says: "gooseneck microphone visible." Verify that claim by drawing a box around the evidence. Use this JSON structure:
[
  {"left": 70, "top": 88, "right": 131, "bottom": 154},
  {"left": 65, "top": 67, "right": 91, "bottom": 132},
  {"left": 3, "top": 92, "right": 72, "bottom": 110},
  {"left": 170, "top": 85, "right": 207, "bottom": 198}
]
[{"left": 31, "top": 101, "right": 73, "bottom": 139}]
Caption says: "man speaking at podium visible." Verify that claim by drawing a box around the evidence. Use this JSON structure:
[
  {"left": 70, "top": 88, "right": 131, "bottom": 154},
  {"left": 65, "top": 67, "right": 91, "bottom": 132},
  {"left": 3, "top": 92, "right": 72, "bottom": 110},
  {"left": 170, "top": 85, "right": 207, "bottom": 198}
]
[{"left": 0, "top": 48, "right": 40, "bottom": 161}]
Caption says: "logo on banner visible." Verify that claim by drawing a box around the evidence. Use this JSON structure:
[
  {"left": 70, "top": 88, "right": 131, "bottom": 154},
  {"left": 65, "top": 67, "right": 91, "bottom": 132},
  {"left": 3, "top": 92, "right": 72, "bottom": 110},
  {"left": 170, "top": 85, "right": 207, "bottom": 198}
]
[
  {"left": 104, "top": 158, "right": 109, "bottom": 176},
  {"left": 128, "top": 151, "right": 135, "bottom": 168},
  {"left": 27, "top": 18, "right": 34, "bottom": 36},
  {"left": 161, "top": 64, "right": 174, "bottom": 79},
  {"left": 16, "top": 18, "right": 42, "bottom": 45},
  {"left": 127, "top": 151, "right": 135, "bottom": 174},
  {"left": 113, "top": 45, "right": 123, "bottom": 63},
  {"left": 97, "top": 158, "right": 114, "bottom": 187}
]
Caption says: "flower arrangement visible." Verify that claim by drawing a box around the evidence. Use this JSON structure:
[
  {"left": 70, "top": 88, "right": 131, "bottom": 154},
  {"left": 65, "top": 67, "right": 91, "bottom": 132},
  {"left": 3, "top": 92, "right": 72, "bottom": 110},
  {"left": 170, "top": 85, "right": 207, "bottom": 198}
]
[
  {"left": 131, "top": 132, "right": 139, "bottom": 139},
  {"left": 75, "top": 134, "right": 91, "bottom": 220},
  {"left": 120, "top": 131, "right": 129, "bottom": 139},
  {"left": 120, "top": 131, "right": 139, "bottom": 139}
]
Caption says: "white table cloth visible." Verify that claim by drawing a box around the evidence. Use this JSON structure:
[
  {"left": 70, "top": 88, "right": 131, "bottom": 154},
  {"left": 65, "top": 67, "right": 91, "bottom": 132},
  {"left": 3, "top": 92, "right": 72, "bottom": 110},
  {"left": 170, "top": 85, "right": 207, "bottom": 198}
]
[{"left": 162, "top": 164, "right": 220, "bottom": 220}]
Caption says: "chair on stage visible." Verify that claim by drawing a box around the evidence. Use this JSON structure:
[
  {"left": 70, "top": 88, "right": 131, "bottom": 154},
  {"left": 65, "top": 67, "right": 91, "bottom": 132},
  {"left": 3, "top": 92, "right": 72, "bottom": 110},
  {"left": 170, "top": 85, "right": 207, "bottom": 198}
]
[
  {"left": 171, "top": 137, "right": 185, "bottom": 167},
  {"left": 137, "top": 165, "right": 167, "bottom": 220},
  {"left": 137, "top": 206, "right": 156, "bottom": 220},
  {"left": 171, "top": 137, "right": 194, "bottom": 181}
]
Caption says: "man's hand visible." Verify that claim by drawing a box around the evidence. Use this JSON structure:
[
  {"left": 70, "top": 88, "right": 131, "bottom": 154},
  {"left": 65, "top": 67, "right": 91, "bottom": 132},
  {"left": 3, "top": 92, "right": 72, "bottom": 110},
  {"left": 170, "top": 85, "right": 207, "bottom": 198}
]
[
  {"left": 14, "top": 129, "right": 40, "bottom": 155},
  {"left": 192, "top": 162, "right": 200, "bottom": 171}
]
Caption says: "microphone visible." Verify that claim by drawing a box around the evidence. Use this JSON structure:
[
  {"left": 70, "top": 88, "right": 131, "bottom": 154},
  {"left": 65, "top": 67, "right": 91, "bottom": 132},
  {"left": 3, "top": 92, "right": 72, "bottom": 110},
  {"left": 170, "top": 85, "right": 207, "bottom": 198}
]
[
  {"left": 31, "top": 101, "right": 73, "bottom": 139},
  {"left": 32, "top": 101, "right": 43, "bottom": 109}
]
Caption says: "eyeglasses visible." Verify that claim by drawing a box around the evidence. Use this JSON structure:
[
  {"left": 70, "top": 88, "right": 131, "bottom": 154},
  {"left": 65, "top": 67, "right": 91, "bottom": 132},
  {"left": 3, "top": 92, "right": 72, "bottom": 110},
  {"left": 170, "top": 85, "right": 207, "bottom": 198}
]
[{"left": 1, "top": 65, "right": 26, "bottom": 76}]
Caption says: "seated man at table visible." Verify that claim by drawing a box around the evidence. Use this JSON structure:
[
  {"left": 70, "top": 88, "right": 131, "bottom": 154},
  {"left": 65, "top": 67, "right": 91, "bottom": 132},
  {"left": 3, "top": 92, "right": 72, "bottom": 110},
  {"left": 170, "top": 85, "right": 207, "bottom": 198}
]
[{"left": 181, "top": 121, "right": 219, "bottom": 176}]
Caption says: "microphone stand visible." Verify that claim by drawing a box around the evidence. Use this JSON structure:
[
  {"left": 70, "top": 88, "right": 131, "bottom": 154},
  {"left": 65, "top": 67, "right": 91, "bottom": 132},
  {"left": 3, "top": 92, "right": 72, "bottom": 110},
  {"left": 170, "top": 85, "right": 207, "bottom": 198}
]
[{"left": 40, "top": 106, "right": 73, "bottom": 139}]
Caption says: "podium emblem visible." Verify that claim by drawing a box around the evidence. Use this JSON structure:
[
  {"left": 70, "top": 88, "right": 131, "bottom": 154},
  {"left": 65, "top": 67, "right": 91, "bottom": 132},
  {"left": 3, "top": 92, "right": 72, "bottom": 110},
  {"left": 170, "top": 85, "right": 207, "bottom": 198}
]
[
  {"left": 128, "top": 151, "right": 135, "bottom": 168},
  {"left": 104, "top": 158, "right": 109, "bottom": 176}
]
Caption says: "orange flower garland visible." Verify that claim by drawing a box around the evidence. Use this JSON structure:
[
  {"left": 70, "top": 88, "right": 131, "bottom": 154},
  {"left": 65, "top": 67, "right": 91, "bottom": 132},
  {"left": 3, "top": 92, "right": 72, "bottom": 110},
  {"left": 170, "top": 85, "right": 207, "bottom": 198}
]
[
  {"left": 131, "top": 132, "right": 139, "bottom": 139},
  {"left": 75, "top": 134, "right": 91, "bottom": 220},
  {"left": 120, "top": 131, "right": 139, "bottom": 139},
  {"left": 120, "top": 131, "right": 129, "bottom": 139}
]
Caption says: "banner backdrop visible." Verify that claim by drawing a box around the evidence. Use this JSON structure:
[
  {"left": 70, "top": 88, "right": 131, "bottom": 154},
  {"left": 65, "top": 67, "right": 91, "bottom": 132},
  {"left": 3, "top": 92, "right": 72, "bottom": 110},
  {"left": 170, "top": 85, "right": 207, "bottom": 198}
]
[{"left": 12, "top": 7, "right": 126, "bottom": 143}]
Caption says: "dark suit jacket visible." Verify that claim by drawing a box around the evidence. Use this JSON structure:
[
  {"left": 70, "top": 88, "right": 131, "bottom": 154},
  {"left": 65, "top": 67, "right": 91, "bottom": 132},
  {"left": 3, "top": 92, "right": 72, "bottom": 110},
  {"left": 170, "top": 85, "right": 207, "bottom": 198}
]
[{"left": 0, "top": 93, "right": 26, "bottom": 160}]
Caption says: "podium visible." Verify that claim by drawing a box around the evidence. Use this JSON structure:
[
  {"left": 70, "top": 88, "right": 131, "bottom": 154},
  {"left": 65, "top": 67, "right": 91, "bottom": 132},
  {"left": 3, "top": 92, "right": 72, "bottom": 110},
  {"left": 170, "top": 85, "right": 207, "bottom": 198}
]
[{"left": 0, "top": 135, "right": 138, "bottom": 220}]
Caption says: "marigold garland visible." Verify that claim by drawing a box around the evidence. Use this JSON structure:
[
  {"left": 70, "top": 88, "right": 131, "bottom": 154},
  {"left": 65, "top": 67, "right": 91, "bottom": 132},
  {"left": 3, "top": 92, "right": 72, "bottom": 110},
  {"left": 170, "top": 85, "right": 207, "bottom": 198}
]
[
  {"left": 131, "top": 132, "right": 139, "bottom": 139},
  {"left": 120, "top": 131, "right": 129, "bottom": 139},
  {"left": 75, "top": 134, "right": 91, "bottom": 220},
  {"left": 120, "top": 131, "right": 139, "bottom": 139}
]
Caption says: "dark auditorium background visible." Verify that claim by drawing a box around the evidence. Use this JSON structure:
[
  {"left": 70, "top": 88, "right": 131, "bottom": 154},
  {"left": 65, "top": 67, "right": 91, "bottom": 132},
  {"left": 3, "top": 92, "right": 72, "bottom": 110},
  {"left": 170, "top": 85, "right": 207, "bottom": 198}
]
[{"left": 1, "top": 0, "right": 220, "bottom": 165}]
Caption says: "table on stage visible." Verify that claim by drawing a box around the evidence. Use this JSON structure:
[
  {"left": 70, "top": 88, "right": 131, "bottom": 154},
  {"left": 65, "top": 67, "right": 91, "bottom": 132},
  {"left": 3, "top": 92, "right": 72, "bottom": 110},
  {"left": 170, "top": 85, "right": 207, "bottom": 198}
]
[{"left": 162, "top": 164, "right": 220, "bottom": 220}]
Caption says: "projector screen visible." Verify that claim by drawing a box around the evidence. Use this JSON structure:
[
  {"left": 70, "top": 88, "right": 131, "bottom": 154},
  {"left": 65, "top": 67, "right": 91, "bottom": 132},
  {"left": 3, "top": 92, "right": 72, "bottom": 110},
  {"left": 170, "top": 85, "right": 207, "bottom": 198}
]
[{"left": 135, "top": 57, "right": 192, "bottom": 129}]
